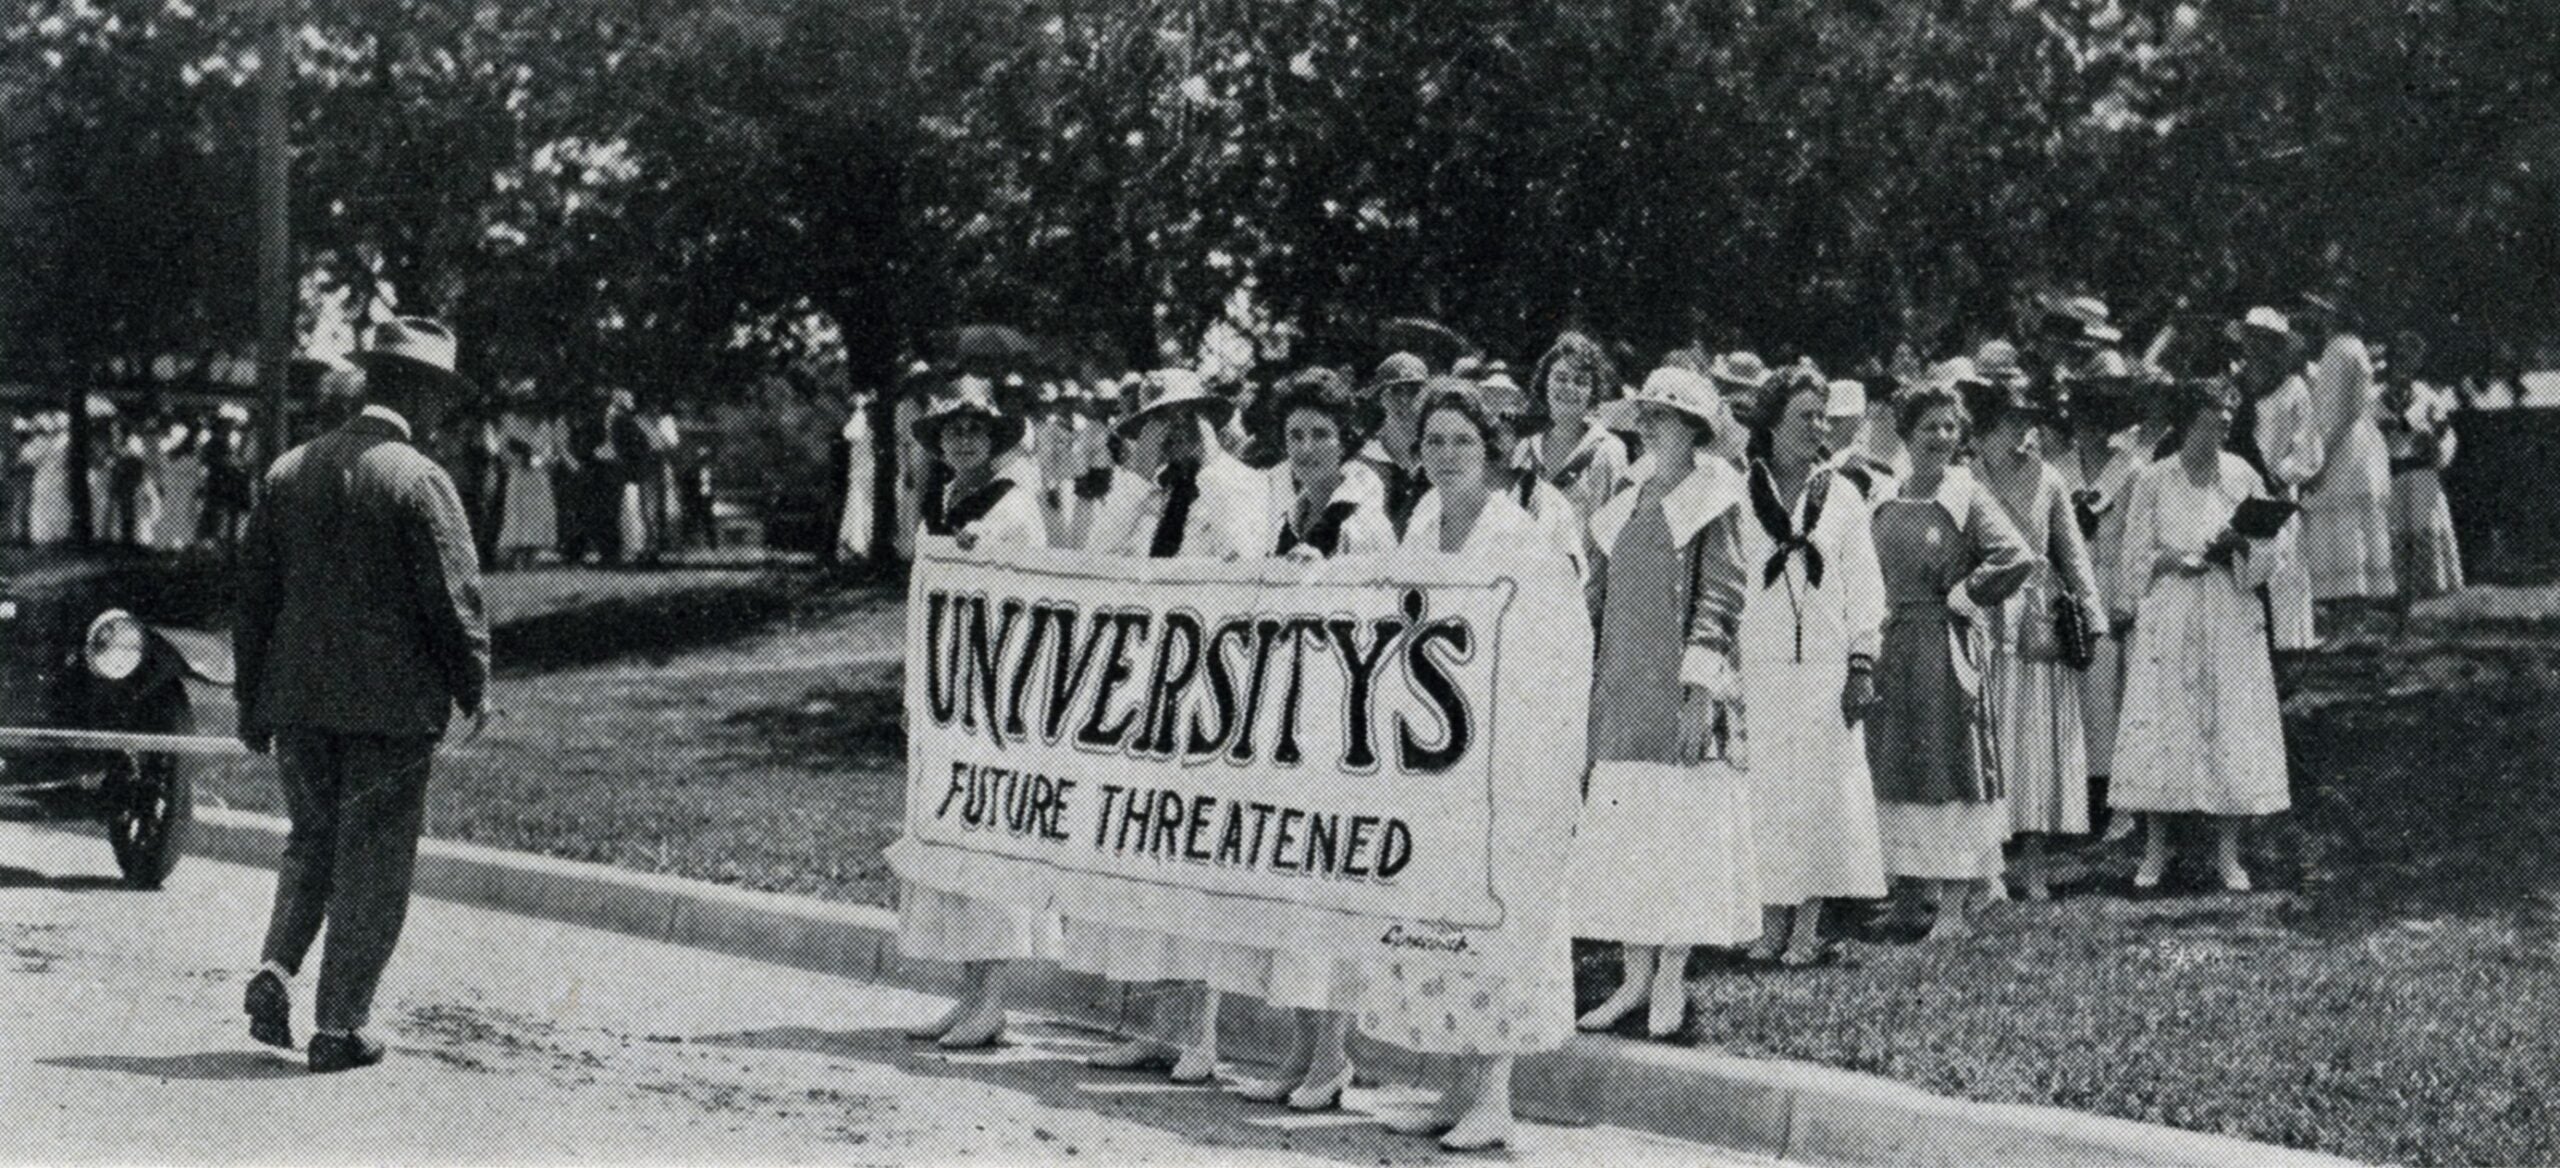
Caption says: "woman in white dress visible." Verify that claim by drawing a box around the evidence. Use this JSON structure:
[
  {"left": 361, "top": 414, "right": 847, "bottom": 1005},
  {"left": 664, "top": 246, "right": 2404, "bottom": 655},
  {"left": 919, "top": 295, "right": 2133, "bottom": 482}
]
[
  {"left": 1735, "top": 370, "right": 1888, "bottom": 964},
  {"left": 1567, "top": 367, "right": 1756, "bottom": 1037},
  {"left": 1223, "top": 368, "right": 1395, "bottom": 1112},
  {"left": 2294, "top": 295, "right": 2396, "bottom": 631},
  {"left": 494, "top": 406, "right": 566, "bottom": 568},
  {"left": 1975, "top": 386, "right": 2102, "bottom": 901},
  {"left": 2110, "top": 379, "right": 2291, "bottom": 892},
  {"left": 2378, "top": 336, "right": 2464, "bottom": 602},
  {"left": 1524, "top": 331, "right": 1632, "bottom": 530},
  {"left": 2228, "top": 308, "right": 2323, "bottom": 656},
  {"left": 834, "top": 394, "right": 876, "bottom": 562},
  {"left": 1063, "top": 370, "right": 1269, "bottom": 1085},
  {"left": 1358, "top": 379, "right": 1575, "bottom": 1151},
  {"left": 26, "top": 411, "right": 71, "bottom": 547},
  {"left": 895, "top": 383, "right": 1059, "bottom": 1048}
]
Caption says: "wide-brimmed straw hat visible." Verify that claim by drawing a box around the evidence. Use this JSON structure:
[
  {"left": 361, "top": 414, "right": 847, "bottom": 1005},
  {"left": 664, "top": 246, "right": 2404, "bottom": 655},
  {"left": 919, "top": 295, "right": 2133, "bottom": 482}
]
[
  {"left": 349, "top": 316, "right": 476, "bottom": 397},
  {"left": 910, "top": 375, "right": 1027, "bottom": 454},
  {"left": 1973, "top": 340, "right": 2032, "bottom": 389},
  {"left": 1114, "top": 368, "right": 1235, "bottom": 439},
  {"left": 1628, "top": 367, "right": 1733, "bottom": 440}
]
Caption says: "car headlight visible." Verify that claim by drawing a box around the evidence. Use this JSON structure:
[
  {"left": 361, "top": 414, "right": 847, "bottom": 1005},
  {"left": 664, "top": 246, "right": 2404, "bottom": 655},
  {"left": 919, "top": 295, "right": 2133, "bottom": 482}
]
[{"left": 83, "top": 610, "right": 146, "bottom": 681}]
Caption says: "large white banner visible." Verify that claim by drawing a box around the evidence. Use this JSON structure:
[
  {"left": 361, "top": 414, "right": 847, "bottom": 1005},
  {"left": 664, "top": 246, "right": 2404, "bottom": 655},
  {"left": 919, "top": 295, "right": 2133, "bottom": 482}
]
[{"left": 886, "top": 537, "right": 1591, "bottom": 980}]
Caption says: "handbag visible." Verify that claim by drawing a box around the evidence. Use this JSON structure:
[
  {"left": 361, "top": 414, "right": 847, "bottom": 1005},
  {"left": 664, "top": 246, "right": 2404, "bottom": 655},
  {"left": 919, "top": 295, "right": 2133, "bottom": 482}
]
[{"left": 2052, "top": 589, "right": 2100, "bottom": 672}]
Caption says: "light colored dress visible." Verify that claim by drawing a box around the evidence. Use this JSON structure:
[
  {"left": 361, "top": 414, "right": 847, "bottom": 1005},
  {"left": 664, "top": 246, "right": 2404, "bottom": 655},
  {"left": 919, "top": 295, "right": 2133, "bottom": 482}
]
[
  {"left": 2383, "top": 382, "right": 2464, "bottom": 598},
  {"left": 1565, "top": 460, "right": 1759, "bottom": 945},
  {"left": 1359, "top": 488, "right": 1576, "bottom": 1056},
  {"left": 1865, "top": 467, "right": 2034, "bottom": 880},
  {"left": 1057, "top": 449, "right": 1274, "bottom": 996},
  {"left": 495, "top": 412, "right": 564, "bottom": 555},
  {"left": 152, "top": 424, "right": 206, "bottom": 551},
  {"left": 2108, "top": 453, "right": 2290, "bottom": 816},
  {"left": 27, "top": 427, "right": 70, "bottom": 546},
  {"left": 1981, "top": 455, "right": 2101, "bottom": 837},
  {"left": 834, "top": 402, "right": 875, "bottom": 560},
  {"left": 895, "top": 474, "right": 1065, "bottom": 965},
  {"left": 2300, "top": 334, "right": 2396, "bottom": 600},
  {"left": 2247, "top": 374, "right": 2323, "bottom": 650},
  {"left": 1738, "top": 463, "right": 1889, "bottom": 905}
]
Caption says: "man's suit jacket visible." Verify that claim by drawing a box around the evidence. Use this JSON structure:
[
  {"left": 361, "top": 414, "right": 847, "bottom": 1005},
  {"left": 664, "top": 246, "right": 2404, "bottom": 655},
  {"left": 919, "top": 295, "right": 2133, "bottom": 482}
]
[{"left": 236, "top": 412, "right": 491, "bottom": 739}]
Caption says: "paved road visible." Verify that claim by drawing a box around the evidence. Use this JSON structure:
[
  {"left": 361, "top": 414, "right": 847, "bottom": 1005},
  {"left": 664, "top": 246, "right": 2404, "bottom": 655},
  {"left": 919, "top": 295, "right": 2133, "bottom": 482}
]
[{"left": 0, "top": 821, "right": 1775, "bottom": 1166}]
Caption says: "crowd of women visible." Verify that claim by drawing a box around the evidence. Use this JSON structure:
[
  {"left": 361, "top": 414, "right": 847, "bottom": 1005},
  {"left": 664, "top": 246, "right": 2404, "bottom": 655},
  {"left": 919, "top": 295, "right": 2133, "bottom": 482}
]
[
  {"left": 0, "top": 399, "right": 259, "bottom": 551},
  {"left": 879, "top": 290, "right": 2462, "bottom": 1151}
]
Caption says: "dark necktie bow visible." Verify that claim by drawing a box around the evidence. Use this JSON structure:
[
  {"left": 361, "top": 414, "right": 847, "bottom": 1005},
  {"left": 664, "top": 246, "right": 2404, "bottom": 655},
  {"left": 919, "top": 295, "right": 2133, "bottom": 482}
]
[{"left": 1749, "top": 461, "right": 1827, "bottom": 589}]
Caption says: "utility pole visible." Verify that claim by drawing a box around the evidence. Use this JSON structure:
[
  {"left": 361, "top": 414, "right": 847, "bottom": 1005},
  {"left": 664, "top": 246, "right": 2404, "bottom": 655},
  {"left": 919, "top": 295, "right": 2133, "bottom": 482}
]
[{"left": 255, "top": 3, "right": 292, "bottom": 470}]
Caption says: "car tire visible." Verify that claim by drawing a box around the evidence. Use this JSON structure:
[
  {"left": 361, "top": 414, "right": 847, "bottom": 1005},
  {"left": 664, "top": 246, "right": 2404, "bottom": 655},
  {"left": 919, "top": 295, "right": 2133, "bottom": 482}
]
[{"left": 103, "top": 697, "right": 195, "bottom": 890}]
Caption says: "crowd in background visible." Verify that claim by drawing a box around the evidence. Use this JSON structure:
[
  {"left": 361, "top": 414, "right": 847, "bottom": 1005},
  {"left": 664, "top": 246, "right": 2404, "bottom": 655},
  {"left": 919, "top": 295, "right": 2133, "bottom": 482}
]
[
  {"left": 0, "top": 398, "right": 261, "bottom": 552},
  {"left": 461, "top": 387, "right": 720, "bottom": 570},
  {"left": 876, "top": 287, "right": 2470, "bottom": 1151}
]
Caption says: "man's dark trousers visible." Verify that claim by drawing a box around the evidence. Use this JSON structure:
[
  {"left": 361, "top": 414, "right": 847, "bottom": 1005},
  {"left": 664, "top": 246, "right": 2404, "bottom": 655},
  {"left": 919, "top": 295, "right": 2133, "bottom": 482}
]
[{"left": 259, "top": 730, "right": 436, "bottom": 1033}]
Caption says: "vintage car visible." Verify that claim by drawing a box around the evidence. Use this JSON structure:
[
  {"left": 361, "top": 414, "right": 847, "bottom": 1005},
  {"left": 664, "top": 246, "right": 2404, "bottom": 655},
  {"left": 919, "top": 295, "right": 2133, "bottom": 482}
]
[{"left": 0, "top": 546, "right": 238, "bottom": 888}]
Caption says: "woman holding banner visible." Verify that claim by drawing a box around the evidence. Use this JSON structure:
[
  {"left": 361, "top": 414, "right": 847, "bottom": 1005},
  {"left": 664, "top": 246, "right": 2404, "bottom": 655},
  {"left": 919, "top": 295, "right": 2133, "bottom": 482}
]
[
  {"left": 1735, "top": 367, "right": 1888, "bottom": 966},
  {"left": 896, "top": 384, "right": 1058, "bottom": 1049},
  {"left": 1567, "top": 367, "right": 1758, "bottom": 1037},
  {"left": 1227, "top": 367, "right": 1393, "bottom": 1112},
  {"left": 1362, "top": 378, "right": 1574, "bottom": 1152},
  {"left": 1065, "top": 368, "right": 1269, "bottom": 1084}
]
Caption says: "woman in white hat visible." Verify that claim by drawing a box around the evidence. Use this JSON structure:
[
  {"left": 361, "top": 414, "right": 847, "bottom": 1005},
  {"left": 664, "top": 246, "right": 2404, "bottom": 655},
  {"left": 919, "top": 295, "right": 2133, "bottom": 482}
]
[
  {"left": 895, "top": 383, "right": 1056, "bottom": 1049},
  {"left": 1569, "top": 366, "right": 1759, "bottom": 1035},
  {"left": 2227, "top": 307, "right": 2322, "bottom": 658},
  {"left": 1734, "top": 367, "right": 1889, "bottom": 965},
  {"left": 1063, "top": 368, "right": 1268, "bottom": 1085},
  {"left": 1864, "top": 364, "right": 2034, "bottom": 940},
  {"left": 1362, "top": 378, "right": 1573, "bottom": 1152}
]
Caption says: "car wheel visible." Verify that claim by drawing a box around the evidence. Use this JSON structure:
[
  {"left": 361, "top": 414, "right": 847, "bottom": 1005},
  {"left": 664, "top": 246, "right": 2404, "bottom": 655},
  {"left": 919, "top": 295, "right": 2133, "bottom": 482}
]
[{"left": 103, "top": 702, "right": 196, "bottom": 890}]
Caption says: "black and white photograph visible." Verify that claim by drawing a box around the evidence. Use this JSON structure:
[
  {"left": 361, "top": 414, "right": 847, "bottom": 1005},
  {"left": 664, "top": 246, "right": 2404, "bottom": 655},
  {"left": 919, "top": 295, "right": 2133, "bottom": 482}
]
[{"left": 1, "top": 1, "right": 2554, "bottom": 1164}]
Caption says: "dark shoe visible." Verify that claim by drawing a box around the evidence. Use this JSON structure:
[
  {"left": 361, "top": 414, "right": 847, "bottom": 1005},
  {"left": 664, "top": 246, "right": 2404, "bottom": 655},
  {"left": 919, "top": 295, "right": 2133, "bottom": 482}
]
[
  {"left": 244, "top": 970, "right": 293, "bottom": 1050},
  {"left": 307, "top": 1030, "right": 386, "bottom": 1074}
]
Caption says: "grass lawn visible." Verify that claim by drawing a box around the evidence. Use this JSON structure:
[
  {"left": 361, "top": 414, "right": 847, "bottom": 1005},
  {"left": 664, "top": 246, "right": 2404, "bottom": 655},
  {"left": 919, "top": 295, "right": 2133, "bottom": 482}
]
[{"left": 201, "top": 566, "right": 2560, "bottom": 1164}]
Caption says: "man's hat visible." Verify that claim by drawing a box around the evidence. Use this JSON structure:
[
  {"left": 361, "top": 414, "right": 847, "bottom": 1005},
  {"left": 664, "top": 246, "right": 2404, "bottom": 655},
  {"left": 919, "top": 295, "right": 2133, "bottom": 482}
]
[
  {"left": 910, "top": 375, "right": 1027, "bottom": 455},
  {"left": 350, "top": 316, "right": 476, "bottom": 396},
  {"left": 1115, "top": 368, "right": 1236, "bottom": 439}
]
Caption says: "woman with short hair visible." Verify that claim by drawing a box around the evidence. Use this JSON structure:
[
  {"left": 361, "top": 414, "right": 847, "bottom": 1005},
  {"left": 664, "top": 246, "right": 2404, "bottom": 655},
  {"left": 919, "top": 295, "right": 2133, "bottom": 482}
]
[
  {"left": 1864, "top": 366, "right": 2035, "bottom": 941},
  {"left": 1362, "top": 379, "right": 1576, "bottom": 1153},
  {"left": 2110, "top": 379, "right": 2292, "bottom": 892},
  {"left": 1735, "top": 368, "right": 1889, "bottom": 964}
]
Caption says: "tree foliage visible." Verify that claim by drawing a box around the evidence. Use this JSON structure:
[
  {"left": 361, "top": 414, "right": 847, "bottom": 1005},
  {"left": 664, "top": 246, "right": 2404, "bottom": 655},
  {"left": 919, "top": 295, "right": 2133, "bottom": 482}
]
[{"left": 2, "top": 0, "right": 2555, "bottom": 401}]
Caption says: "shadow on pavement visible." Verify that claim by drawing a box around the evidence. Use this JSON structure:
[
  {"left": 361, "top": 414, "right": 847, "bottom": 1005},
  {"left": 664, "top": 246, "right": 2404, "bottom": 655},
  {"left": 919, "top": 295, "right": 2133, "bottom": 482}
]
[
  {"left": 38, "top": 1050, "right": 302, "bottom": 1081},
  {"left": 0, "top": 864, "right": 129, "bottom": 892},
  {"left": 692, "top": 1021, "right": 1470, "bottom": 1166}
]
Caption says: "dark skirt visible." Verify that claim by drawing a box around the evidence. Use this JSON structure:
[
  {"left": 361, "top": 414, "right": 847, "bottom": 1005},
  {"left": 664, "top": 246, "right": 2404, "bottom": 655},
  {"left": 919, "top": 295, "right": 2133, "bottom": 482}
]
[{"left": 1865, "top": 605, "right": 2000, "bottom": 805}]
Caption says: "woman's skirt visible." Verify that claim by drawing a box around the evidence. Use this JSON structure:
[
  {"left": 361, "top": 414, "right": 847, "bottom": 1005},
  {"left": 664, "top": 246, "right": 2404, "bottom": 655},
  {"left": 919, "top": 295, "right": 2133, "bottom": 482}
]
[
  {"left": 1358, "top": 922, "right": 1572, "bottom": 1057},
  {"left": 2109, "top": 572, "right": 2290, "bottom": 817},
  {"left": 498, "top": 465, "right": 559, "bottom": 552},
  {"left": 895, "top": 883, "right": 1059, "bottom": 964},
  {"left": 1994, "top": 649, "right": 2090, "bottom": 836},
  {"left": 2300, "top": 493, "right": 2396, "bottom": 602},
  {"left": 2390, "top": 469, "right": 2464, "bottom": 600},
  {"left": 1877, "top": 798, "right": 2009, "bottom": 880},
  {"left": 1744, "top": 658, "right": 1888, "bottom": 904},
  {"left": 1057, "top": 921, "right": 1272, "bottom": 997},
  {"left": 1564, "top": 760, "right": 1761, "bottom": 946}
]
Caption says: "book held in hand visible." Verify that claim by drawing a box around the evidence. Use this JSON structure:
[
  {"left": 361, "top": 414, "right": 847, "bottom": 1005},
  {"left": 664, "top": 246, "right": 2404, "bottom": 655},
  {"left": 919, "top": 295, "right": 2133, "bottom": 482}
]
[{"left": 2229, "top": 496, "right": 2299, "bottom": 540}]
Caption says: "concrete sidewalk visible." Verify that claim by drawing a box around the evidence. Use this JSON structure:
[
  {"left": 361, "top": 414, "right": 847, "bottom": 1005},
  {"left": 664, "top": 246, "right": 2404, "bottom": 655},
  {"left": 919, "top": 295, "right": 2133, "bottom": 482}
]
[{"left": 168, "top": 806, "right": 2349, "bottom": 1167}]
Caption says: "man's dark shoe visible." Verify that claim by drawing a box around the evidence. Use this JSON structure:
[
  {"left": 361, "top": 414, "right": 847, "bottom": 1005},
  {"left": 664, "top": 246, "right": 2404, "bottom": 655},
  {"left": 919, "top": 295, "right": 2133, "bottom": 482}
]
[
  {"left": 244, "top": 970, "right": 293, "bottom": 1050},
  {"left": 307, "top": 1030, "right": 386, "bottom": 1074}
]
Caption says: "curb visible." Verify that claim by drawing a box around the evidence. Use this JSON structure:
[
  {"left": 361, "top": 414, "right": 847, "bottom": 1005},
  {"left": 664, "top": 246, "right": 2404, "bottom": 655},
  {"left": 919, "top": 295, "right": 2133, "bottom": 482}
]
[{"left": 183, "top": 807, "right": 2350, "bottom": 1167}]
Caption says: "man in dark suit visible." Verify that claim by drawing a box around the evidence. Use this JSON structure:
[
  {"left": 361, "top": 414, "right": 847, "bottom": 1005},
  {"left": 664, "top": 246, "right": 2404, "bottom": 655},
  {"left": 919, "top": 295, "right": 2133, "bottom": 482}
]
[{"left": 234, "top": 316, "right": 491, "bottom": 1073}]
